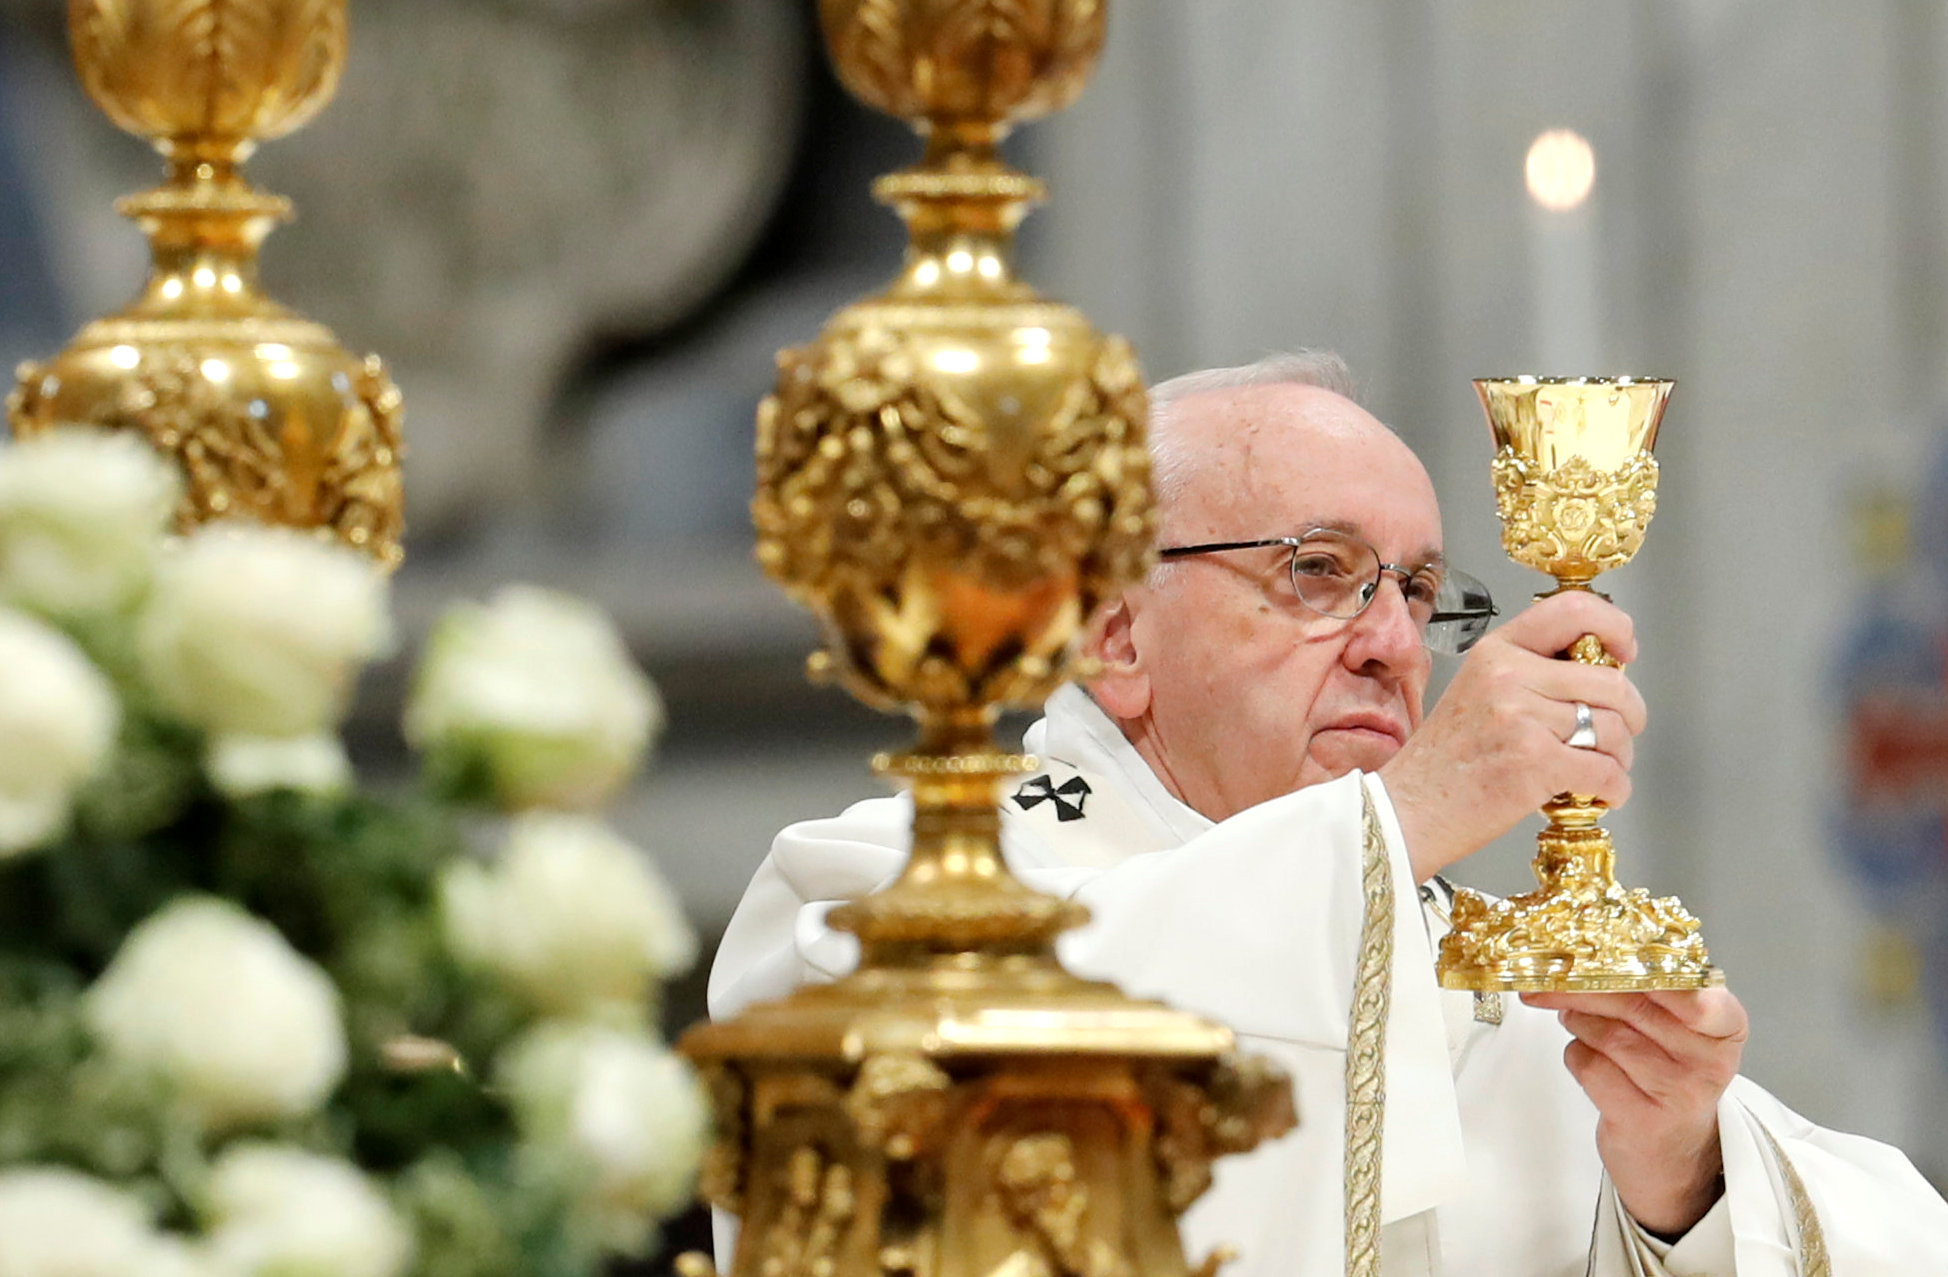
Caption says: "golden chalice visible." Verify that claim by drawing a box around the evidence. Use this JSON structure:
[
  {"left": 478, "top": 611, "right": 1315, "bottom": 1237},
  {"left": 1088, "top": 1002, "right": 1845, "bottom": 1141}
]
[{"left": 1436, "top": 376, "right": 1721, "bottom": 992}]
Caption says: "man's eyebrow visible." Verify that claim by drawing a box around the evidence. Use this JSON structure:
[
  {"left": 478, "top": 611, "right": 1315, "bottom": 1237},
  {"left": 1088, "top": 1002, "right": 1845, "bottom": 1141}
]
[{"left": 1303, "top": 521, "right": 1446, "bottom": 569}]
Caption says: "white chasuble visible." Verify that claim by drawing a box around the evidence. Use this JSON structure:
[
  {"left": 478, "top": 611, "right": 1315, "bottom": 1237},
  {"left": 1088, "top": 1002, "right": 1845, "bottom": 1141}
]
[{"left": 709, "top": 685, "right": 1948, "bottom": 1277}]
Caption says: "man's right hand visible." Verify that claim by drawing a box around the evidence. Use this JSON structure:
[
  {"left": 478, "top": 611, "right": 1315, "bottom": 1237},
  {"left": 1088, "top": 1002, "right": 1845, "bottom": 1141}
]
[{"left": 1378, "top": 591, "right": 1647, "bottom": 883}]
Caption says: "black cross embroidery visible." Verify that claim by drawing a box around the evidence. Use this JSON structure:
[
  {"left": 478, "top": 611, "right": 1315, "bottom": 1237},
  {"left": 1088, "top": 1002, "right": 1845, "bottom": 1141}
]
[{"left": 1013, "top": 775, "right": 1091, "bottom": 822}]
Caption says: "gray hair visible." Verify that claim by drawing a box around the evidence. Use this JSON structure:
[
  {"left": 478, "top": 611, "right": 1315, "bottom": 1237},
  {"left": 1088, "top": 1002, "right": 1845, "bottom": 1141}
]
[
  {"left": 1143, "top": 351, "right": 1357, "bottom": 583},
  {"left": 1147, "top": 351, "right": 1356, "bottom": 512}
]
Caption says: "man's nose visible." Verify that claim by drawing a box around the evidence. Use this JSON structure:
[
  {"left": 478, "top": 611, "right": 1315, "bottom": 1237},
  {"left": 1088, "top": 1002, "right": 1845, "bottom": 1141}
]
[{"left": 1346, "top": 572, "right": 1424, "bottom": 667}]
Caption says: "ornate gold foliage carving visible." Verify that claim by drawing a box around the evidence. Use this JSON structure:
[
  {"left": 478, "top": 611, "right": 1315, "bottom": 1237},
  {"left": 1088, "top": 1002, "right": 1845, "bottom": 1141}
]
[
  {"left": 821, "top": 0, "right": 1105, "bottom": 131},
  {"left": 758, "top": 1145, "right": 859, "bottom": 1277},
  {"left": 754, "top": 327, "right": 1152, "bottom": 712},
  {"left": 1148, "top": 1055, "right": 1296, "bottom": 1215},
  {"left": 697, "top": 1063, "right": 748, "bottom": 1213},
  {"left": 1440, "top": 877, "right": 1714, "bottom": 992},
  {"left": 71, "top": 0, "right": 347, "bottom": 152},
  {"left": 845, "top": 1054, "right": 952, "bottom": 1161},
  {"left": 1437, "top": 827, "right": 1719, "bottom": 993},
  {"left": 989, "top": 1133, "right": 1131, "bottom": 1277},
  {"left": 11, "top": 347, "right": 405, "bottom": 567},
  {"left": 1491, "top": 446, "right": 1658, "bottom": 583}
]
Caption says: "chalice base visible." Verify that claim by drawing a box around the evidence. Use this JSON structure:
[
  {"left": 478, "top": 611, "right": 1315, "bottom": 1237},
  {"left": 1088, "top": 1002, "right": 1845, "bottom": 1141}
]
[{"left": 1436, "top": 880, "right": 1722, "bottom": 993}]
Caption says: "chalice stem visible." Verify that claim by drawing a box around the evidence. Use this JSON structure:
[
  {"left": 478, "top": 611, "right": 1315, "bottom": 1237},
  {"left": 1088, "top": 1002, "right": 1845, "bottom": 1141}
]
[{"left": 1569, "top": 632, "right": 1617, "bottom": 667}]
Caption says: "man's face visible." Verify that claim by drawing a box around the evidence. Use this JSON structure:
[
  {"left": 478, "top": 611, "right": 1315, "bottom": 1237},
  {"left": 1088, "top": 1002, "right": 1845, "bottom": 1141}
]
[{"left": 1094, "top": 383, "right": 1443, "bottom": 822}]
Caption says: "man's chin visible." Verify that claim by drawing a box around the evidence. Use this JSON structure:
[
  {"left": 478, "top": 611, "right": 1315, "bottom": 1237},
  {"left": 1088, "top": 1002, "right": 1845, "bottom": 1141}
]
[{"left": 1307, "top": 730, "right": 1403, "bottom": 780}]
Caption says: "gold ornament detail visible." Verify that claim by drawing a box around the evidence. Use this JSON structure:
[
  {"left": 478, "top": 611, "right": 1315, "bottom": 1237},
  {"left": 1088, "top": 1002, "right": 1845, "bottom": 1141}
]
[
  {"left": 9, "top": 0, "right": 404, "bottom": 567},
  {"left": 820, "top": 0, "right": 1106, "bottom": 134},
  {"left": 1491, "top": 448, "right": 1658, "bottom": 585},
  {"left": 1146, "top": 1055, "right": 1297, "bottom": 1215},
  {"left": 846, "top": 1054, "right": 952, "bottom": 1160},
  {"left": 1342, "top": 791, "right": 1393, "bottom": 1277},
  {"left": 69, "top": 0, "right": 347, "bottom": 150},
  {"left": 757, "top": 330, "right": 1151, "bottom": 716},
  {"left": 697, "top": 1062, "right": 750, "bottom": 1213},
  {"left": 757, "top": 1144, "right": 861, "bottom": 1277},
  {"left": 1440, "top": 825, "right": 1716, "bottom": 992},
  {"left": 683, "top": 8, "right": 1291, "bottom": 1277},
  {"left": 991, "top": 1133, "right": 1131, "bottom": 1277},
  {"left": 1438, "top": 377, "right": 1719, "bottom": 993}
]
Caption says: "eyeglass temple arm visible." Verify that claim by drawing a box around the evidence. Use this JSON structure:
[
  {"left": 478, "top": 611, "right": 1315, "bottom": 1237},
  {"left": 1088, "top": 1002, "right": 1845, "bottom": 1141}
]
[
  {"left": 1427, "top": 602, "right": 1500, "bottom": 623},
  {"left": 1155, "top": 538, "right": 1297, "bottom": 558}
]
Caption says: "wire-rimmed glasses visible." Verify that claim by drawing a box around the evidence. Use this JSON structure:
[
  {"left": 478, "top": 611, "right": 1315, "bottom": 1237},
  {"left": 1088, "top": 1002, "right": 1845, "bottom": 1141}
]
[{"left": 1156, "top": 528, "right": 1498, "bottom": 655}]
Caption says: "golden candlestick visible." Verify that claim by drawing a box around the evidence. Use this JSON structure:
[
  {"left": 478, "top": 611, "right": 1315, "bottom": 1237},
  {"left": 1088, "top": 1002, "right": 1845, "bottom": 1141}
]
[
  {"left": 680, "top": 5, "right": 1294, "bottom": 1277},
  {"left": 7, "top": 0, "right": 404, "bottom": 567},
  {"left": 1436, "top": 376, "right": 1721, "bottom": 993}
]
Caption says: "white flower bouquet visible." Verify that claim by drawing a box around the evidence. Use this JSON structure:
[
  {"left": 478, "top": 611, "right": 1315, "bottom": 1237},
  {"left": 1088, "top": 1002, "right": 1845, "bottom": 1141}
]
[{"left": 0, "top": 429, "right": 703, "bottom": 1277}]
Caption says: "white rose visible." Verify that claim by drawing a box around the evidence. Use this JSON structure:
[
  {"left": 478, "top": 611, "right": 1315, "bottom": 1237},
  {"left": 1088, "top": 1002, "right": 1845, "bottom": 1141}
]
[
  {"left": 137, "top": 523, "right": 391, "bottom": 739},
  {"left": 0, "top": 608, "right": 119, "bottom": 855},
  {"left": 0, "top": 427, "right": 180, "bottom": 618},
  {"left": 442, "top": 813, "right": 695, "bottom": 1018},
  {"left": 0, "top": 1168, "right": 160, "bottom": 1277},
  {"left": 205, "top": 1144, "right": 412, "bottom": 1277},
  {"left": 144, "top": 1236, "right": 214, "bottom": 1277},
  {"left": 85, "top": 897, "right": 347, "bottom": 1131},
  {"left": 500, "top": 1023, "right": 708, "bottom": 1252},
  {"left": 206, "top": 731, "right": 353, "bottom": 799},
  {"left": 404, "top": 586, "right": 661, "bottom": 810}
]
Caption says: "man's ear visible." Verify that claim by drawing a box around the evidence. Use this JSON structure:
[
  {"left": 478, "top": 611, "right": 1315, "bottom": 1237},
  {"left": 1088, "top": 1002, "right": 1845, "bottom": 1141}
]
[{"left": 1080, "top": 595, "right": 1150, "bottom": 720}]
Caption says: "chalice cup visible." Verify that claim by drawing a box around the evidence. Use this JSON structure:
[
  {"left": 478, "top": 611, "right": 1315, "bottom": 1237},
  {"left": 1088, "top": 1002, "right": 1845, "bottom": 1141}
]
[{"left": 1435, "top": 376, "right": 1721, "bottom": 992}]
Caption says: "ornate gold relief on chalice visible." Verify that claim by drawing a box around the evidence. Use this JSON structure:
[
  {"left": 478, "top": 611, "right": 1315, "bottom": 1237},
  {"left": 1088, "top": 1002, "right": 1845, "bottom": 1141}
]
[
  {"left": 7, "top": 0, "right": 404, "bottom": 567},
  {"left": 1436, "top": 377, "right": 1720, "bottom": 993},
  {"left": 681, "top": 6, "right": 1295, "bottom": 1277}
]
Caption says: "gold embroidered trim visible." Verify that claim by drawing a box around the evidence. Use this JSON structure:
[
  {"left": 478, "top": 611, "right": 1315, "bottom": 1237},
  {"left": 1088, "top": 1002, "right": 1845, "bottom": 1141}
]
[
  {"left": 1759, "top": 1125, "right": 1831, "bottom": 1277},
  {"left": 1343, "top": 788, "right": 1391, "bottom": 1277}
]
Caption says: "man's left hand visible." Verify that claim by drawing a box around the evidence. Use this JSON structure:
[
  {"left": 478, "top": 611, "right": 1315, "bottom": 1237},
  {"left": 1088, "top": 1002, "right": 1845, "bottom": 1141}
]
[{"left": 1520, "top": 988, "right": 1749, "bottom": 1237}]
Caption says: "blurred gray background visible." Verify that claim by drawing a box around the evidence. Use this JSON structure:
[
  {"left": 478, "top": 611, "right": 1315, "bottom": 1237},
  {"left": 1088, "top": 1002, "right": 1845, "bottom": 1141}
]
[{"left": 4, "top": 0, "right": 1947, "bottom": 1194}]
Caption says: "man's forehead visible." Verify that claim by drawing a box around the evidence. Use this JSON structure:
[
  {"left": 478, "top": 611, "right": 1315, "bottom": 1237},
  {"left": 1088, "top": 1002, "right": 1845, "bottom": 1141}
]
[
  {"left": 1170, "top": 383, "right": 1395, "bottom": 474},
  {"left": 1163, "top": 383, "right": 1442, "bottom": 550}
]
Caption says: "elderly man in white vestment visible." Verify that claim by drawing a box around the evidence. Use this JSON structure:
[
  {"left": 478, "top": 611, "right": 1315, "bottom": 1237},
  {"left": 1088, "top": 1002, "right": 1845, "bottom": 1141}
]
[{"left": 709, "top": 353, "right": 1948, "bottom": 1276}]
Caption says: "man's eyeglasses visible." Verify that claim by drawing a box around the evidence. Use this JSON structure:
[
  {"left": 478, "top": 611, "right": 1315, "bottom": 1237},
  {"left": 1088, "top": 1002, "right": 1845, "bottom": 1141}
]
[{"left": 1156, "top": 529, "right": 1498, "bottom": 655}]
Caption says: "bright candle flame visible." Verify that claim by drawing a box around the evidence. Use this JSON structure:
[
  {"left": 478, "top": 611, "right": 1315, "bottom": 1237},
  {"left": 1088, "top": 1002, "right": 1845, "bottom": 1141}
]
[{"left": 1525, "top": 129, "right": 1595, "bottom": 212}]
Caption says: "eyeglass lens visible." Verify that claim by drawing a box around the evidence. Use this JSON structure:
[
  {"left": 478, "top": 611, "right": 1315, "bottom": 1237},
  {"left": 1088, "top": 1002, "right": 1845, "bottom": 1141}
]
[
  {"left": 1287, "top": 535, "right": 1440, "bottom": 623},
  {"left": 1286, "top": 533, "right": 1491, "bottom": 655}
]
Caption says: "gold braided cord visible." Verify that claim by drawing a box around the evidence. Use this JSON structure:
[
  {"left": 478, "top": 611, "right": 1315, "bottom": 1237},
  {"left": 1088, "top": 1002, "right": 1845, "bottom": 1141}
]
[
  {"left": 1758, "top": 1125, "right": 1831, "bottom": 1277},
  {"left": 1343, "top": 789, "right": 1391, "bottom": 1277}
]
